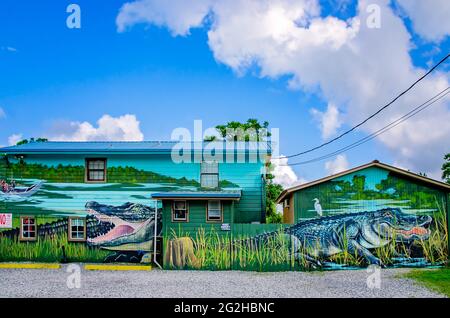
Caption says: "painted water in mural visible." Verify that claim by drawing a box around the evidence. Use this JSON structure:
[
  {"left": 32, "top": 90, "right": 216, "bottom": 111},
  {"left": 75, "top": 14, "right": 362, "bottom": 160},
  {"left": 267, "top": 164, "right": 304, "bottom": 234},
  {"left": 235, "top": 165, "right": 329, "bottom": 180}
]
[
  {"left": 164, "top": 167, "right": 448, "bottom": 271},
  {"left": 0, "top": 162, "right": 212, "bottom": 263},
  {"left": 0, "top": 180, "right": 169, "bottom": 263}
]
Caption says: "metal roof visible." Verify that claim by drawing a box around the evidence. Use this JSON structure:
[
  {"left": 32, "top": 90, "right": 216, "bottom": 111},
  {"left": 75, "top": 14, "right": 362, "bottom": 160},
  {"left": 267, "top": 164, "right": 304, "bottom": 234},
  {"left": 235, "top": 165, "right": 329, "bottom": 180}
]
[
  {"left": 276, "top": 160, "right": 450, "bottom": 203},
  {"left": 0, "top": 141, "right": 272, "bottom": 155},
  {"left": 151, "top": 190, "right": 242, "bottom": 200}
]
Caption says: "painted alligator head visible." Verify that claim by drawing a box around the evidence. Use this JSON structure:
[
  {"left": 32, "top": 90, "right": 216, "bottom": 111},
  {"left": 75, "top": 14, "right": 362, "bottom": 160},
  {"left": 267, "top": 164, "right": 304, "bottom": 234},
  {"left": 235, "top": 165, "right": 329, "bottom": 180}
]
[
  {"left": 86, "top": 201, "right": 162, "bottom": 252},
  {"left": 366, "top": 208, "right": 432, "bottom": 243}
]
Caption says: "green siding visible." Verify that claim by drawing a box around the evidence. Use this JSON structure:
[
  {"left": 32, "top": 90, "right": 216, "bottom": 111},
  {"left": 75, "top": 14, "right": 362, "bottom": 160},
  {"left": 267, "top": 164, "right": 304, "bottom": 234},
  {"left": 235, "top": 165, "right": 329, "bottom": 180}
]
[
  {"left": 220, "top": 162, "right": 265, "bottom": 223},
  {"left": 0, "top": 154, "right": 265, "bottom": 223},
  {"left": 0, "top": 151, "right": 266, "bottom": 264},
  {"left": 293, "top": 167, "right": 448, "bottom": 221},
  {"left": 162, "top": 200, "right": 233, "bottom": 237}
]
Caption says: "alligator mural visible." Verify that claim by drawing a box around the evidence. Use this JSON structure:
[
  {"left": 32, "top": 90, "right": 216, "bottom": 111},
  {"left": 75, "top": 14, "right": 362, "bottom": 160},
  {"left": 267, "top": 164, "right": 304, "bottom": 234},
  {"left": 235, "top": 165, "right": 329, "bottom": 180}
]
[
  {"left": 252, "top": 208, "right": 432, "bottom": 267},
  {"left": 0, "top": 201, "right": 162, "bottom": 263},
  {"left": 166, "top": 207, "right": 435, "bottom": 269},
  {"left": 86, "top": 201, "right": 162, "bottom": 263}
]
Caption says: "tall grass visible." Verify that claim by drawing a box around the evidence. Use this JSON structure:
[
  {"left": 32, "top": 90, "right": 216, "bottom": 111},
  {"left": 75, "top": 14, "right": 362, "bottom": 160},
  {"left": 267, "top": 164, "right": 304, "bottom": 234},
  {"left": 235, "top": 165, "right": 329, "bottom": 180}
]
[
  {"left": 165, "top": 226, "right": 291, "bottom": 271},
  {"left": 164, "top": 200, "right": 448, "bottom": 271},
  {"left": 328, "top": 226, "right": 363, "bottom": 267},
  {"left": 417, "top": 198, "right": 448, "bottom": 264},
  {"left": 370, "top": 198, "right": 448, "bottom": 266},
  {"left": 0, "top": 234, "right": 110, "bottom": 263}
]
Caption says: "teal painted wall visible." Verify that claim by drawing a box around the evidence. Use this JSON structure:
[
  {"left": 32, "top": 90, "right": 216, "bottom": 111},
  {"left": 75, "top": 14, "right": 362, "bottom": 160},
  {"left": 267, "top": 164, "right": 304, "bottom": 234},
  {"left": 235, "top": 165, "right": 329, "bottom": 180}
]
[
  {"left": 293, "top": 166, "right": 447, "bottom": 221},
  {"left": 0, "top": 154, "right": 265, "bottom": 221},
  {"left": 219, "top": 162, "right": 264, "bottom": 223},
  {"left": 0, "top": 152, "right": 266, "bottom": 263}
]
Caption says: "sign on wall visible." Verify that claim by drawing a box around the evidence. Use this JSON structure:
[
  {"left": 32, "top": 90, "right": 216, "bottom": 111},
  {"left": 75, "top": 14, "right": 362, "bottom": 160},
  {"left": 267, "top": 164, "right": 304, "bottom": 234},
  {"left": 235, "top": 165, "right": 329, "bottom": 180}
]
[{"left": 0, "top": 213, "right": 12, "bottom": 229}]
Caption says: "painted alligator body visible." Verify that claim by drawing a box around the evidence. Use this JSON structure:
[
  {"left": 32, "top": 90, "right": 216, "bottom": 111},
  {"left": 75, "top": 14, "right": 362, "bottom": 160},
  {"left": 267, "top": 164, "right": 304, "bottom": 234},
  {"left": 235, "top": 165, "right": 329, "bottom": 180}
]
[{"left": 252, "top": 208, "right": 432, "bottom": 267}]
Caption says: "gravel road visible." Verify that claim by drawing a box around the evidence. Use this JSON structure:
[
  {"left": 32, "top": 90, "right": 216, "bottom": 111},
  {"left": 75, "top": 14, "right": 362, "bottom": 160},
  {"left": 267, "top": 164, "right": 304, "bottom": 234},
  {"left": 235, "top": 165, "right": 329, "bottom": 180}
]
[{"left": 0, "top": 265, "right": 445, "bottom": 298}]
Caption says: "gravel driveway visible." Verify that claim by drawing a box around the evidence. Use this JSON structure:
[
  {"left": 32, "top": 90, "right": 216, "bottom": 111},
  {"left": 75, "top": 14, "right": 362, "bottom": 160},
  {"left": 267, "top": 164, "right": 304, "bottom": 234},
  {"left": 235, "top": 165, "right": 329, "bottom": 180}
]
[{"left": 0, "top": 265, "right": 445, "bottom": 298}]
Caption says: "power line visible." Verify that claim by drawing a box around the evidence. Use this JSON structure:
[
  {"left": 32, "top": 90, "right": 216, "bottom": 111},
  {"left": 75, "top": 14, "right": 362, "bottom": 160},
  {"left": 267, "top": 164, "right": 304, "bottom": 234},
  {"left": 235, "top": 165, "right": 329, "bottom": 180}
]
[
  {"left": 280, "top": 87, "right": 449, "bottom": 166},
  {"left": 277, "top": 53, "right": 450, "bottom": 159},
  {"left": 278, "top": 87, "right": 450, "bottom": 166}
]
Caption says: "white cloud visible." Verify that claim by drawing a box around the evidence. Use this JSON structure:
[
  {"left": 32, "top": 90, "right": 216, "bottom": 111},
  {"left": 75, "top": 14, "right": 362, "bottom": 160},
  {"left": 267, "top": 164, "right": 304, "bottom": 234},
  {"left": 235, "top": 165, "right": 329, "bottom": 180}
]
[
  {"left": 117, "top": 0, "right": 450, "bottom": 178},
  {"left": 396, "top": 0, "right": 450, "bottom": 42},
  {"left": 48, "top": 114, "right": 144, "bottom": 142},
  {"left": 310, "top": 103, "right": 342, "bottom": 139},
  {"left": 325, "top": 155, "right": 349, "bottom": 175},
  {"left": 0, "top": 107, "right": 5, "bottom": 118},
  {"left": 8, "top": 134, "right": 23, "bottom": 146},
  {"left": 116, "top": 0, "right": 212, "bottom": 35},
  {"left": 271, "top": 155, "right": 307, "bottom": 188},
  {"left": 1, "top": 46, "right": 17, "bottom": 52}
]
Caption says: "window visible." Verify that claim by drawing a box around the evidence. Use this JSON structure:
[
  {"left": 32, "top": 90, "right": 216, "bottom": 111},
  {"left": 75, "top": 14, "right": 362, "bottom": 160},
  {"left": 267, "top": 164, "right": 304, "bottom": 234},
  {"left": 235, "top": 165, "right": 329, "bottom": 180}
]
[
  {"left": 86, "top": 158, "right": 106, "bottom": 182},
  {"left": 207, "top": 200, "right": 222, "bottom": 222},
  {"left": 20, "top": 216, "right": 36, "bottom": 241},
  {"left": 69, "top": 217, "right": 86, "bottom": 242},
  {"left": 172, "top": 200, "right": 188, "bottom": 222},
  {"left": 201, "top": 161, "right": 219, "bottom": 189}
]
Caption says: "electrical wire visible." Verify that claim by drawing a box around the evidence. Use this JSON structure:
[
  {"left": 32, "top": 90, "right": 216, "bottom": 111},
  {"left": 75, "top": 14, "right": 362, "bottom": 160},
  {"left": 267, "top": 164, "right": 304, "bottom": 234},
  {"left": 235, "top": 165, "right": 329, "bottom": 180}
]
[
  {"left": 278, "top": 87, "right": 450, "bottom": 166},
  {"left": 276, "top": 53, "right": 450, "bottom": 160}
]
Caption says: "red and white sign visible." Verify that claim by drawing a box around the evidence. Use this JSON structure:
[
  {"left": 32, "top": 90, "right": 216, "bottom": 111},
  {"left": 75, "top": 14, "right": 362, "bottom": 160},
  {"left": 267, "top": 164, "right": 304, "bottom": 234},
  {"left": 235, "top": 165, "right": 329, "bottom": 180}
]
[{"left": 0, "top": 213, "right": 12, "bottom": 229}]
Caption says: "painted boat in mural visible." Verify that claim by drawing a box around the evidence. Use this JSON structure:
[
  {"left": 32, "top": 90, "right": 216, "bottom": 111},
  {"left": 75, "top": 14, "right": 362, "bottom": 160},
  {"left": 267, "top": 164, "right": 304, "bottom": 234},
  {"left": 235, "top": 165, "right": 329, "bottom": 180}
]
[{"left": 0, "top": 181, "right": 44, "bottom": 199}]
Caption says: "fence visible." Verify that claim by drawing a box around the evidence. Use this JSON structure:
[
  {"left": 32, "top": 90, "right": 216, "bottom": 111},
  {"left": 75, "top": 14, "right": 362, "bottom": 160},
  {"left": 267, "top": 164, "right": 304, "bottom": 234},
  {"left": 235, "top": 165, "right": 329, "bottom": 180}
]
[
  {"left": 163, "top": 223, "right": 294, "bottom": 271},
  {"left": 163, "top": 218, "right": 449, "bottom": 271}
]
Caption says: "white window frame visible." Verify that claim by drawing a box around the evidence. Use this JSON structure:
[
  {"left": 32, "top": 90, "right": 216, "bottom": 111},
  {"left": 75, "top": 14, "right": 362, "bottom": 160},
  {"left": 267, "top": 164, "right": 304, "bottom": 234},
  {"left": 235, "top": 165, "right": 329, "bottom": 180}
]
[
  {"left": 200, "top": 161, "right": 219, "bottom": 189},
  {"left": 207, "top": 200, "right": 222, "bottom": 222},
  {"left": 68, "top": 217, "right": 86, "bottom": 242},
  {"left": 172, "top": 200, "right": 188, "bottom": 222}
]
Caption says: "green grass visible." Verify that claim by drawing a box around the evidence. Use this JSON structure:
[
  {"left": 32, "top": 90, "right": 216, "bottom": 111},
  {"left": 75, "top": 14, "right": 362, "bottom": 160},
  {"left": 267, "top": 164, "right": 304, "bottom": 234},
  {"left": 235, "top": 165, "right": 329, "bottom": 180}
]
[
  {"left": 164, "top": 227, "right": 292, "bottom": 271},
  {"left": 0, "top": 234, "right": 110, "bottom": 263},
  {"left": 403, "top": 268, "right": 450, "bottom": 297},
  {"left": 164, "top": 200, "right": 448, "bottom": 271}
]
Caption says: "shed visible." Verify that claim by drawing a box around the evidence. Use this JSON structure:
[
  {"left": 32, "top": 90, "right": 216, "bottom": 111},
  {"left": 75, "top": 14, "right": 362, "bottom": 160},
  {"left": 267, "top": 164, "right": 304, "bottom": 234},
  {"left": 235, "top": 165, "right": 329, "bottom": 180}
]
[{"left": 277, "top": 160, "right": 450, "bottom": 224}]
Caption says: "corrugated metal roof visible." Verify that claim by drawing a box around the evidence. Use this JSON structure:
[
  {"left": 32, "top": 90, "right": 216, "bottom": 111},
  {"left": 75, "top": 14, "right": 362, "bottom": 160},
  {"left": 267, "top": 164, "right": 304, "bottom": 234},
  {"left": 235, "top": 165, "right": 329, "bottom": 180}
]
[
  {"left": 0, "top": 141, "right": 272, "bottom": 154},
  {"left": 151, "top": 190, "right": 242, "bottom": 200}
]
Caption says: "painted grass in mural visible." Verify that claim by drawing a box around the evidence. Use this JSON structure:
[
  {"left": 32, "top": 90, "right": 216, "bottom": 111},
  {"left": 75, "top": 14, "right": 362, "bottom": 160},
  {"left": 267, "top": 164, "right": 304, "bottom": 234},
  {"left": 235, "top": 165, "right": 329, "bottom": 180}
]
[
  {"left": 164, "top": 201, "right": 447, "bottom": 271},
  {"left": 0, "top": 234, "right": 111, "bottom": 263},
  {"left": 0, "top": 201, "right": 163, "bottom": 263}
]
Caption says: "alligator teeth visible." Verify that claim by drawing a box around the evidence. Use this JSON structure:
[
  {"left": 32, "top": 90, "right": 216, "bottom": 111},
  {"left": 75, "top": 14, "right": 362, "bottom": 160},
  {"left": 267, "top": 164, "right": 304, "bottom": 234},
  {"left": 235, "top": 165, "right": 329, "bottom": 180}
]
[{"left": 399, "top": 226, "right": 428, "bottom": 236}]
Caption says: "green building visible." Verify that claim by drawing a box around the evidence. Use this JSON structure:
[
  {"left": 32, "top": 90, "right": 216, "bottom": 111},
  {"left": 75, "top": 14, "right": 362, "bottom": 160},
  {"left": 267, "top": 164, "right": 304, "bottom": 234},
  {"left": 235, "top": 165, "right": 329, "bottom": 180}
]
[
  {"left": 277, "top": 160, "right": 449, "bottom": 268},
  {"left": 0, "top": 141, "right": 271, "bottom": 266}
]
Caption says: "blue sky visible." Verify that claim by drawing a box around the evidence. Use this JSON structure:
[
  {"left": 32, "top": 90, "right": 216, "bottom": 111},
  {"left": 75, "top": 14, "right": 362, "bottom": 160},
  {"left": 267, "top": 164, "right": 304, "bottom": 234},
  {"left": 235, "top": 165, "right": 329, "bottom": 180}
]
[{"left": 0, "top": 0, "right": 449, "bottom": 184}]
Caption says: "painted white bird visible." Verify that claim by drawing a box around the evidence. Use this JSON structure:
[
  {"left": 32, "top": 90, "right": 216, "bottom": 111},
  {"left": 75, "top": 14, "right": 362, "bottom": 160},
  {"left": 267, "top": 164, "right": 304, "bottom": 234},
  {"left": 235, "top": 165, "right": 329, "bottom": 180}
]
[{"left": 313, "top": 198, "right": 323, "bottom": 217}]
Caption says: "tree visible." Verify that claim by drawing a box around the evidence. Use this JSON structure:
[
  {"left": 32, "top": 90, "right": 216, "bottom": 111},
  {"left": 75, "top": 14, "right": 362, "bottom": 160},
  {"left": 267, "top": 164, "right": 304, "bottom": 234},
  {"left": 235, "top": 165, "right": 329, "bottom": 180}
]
[
  {"left": 442, "top": 153, "right": 450, "bottom": 184},
  {"left": 266, "top": 181, "right": 284, "bottom": 223},
  {"left": 213, "top": 119, "right": 271, "bottom": 142},
  {"left": 16, "top": 137, "right": 48, "bottom": 146},
  {"left": 208, "top": 119, "right": 283, "bottom": 223}
]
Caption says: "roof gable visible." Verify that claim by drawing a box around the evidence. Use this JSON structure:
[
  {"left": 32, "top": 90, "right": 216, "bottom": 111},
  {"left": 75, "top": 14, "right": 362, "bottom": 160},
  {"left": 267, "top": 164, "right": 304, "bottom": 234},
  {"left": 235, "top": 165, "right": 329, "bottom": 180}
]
[{"left": 276, "top": 160, "right": 450, "bottom": 203}]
